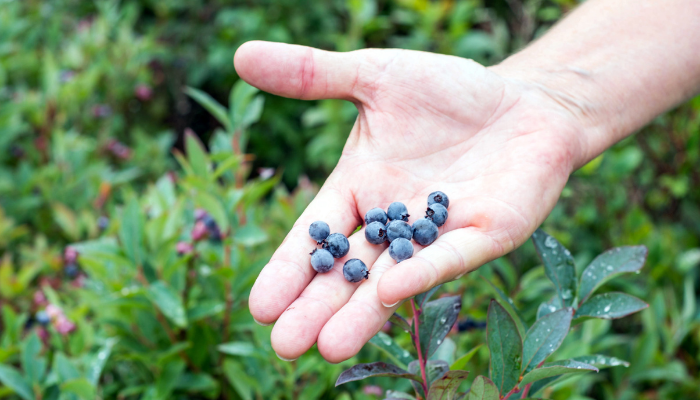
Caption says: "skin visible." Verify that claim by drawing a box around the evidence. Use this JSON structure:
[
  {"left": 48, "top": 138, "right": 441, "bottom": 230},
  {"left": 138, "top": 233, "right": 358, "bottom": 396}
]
[{"left": 234, "top": 0, "right": 700, "bottom": 362}]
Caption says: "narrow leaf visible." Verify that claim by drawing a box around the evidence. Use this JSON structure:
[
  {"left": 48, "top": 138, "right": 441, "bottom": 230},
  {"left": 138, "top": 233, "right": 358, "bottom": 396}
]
[
  {"left": 409, "top": 360, "right": 450, "bottom": 384},
  {"left": 87, "top": 338, "right": 117, "bottom": 385},
  {"left": 522, "top": 308, "right": 573, "bottom": 373},
  {"left": 118, "top": 198, "right": 145, "bottom": 265},
  {"left": 230, "top": 81, "right": 260, "bottom": 129},
  {"left": 147, "top": 281, "right": 187, "bottom": 328},
  {"left": 60, "top": 378, "right": 96, "bottom": 400},
  {"left": 467, "top": 376, "right": 499, "bottom": 400},
  {"left": 571, "top": 354, "right": 630, "bottom": 368},
  {"left": 389, "top": 313, "right": 411, "bottom": 333},
  {"left": 519, "top": 360, "right": 597, "bottom": 387},
  {"left": 531, "top": 229, "right": 577, "bottom": 307},
  {"left": 578, "top": 246, "right": 648, "bottom": 301},
  {"left": 385, "top": 391, "right": 417, "bottom": 399},
  {"left": 482, "top": 277, "right": 527, "bottom": 336},
  {"left": 0, "top": 364, "right": 34, "bottom": 400},
  {"left": 450, "top": 344, "right": 483, "bottom": 371},
  {"left": 427, "top": 370, "right": 469, "bottom": 400},
  {"left": 369, "top": 332, "right": 414, "bottom": 367},
  {"left": 536, "top": 295, "right": 562, "bottom": 320},
  {"left": 574, "top": 292, "right": 648, "bottom": 320},
  {"left": 415, "top": 285, "right": 441, "bottom": 309},
  {"left": 430, "top": 337, "right": 456, "bottom": 365},
  {"left": 21, "top": 333, "right": 46, "bottom": 384},
  {"left": 185, "top": 87, "right": 232, "bottom": 131},
  {"left": 486, "top": 300, "right": 522, "bottom": 394},
  {"left": 185, "top": 130, "right": 211, "bottom": 179},
  {"left": 336, "top": 362, "right": 422, "bottom": 386},
  {"left": 419, "top": 296, "right": 461, "bottom": 359},
  {"left": 217, "top": 342, "right": 258, "bottom": 357}
]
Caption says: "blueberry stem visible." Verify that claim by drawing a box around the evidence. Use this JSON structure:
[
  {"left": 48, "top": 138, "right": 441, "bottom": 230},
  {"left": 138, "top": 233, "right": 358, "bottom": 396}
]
[{"left": 410, "top": 298, "right": 429, "bottom": 395}]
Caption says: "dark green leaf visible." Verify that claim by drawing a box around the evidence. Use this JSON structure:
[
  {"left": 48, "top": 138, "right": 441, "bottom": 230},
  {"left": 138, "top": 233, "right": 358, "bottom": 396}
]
[
  {"left": 60, "top": 378, "right": 95, "bottom": 400},
  {"left": 185, "top": 87, "right": 232, "bottom": 131},
  {"left": 384, "top": 391, "right": 417, "bottom": 399},
  {"left": 482, "top": 277, "right": 527, "bottom": 337},
  {"left": 536, "top": 295, "right": 562, "bottom": 320},
  {"left": 519, "top": 360, "right": 597, "bottom": 387},
  {"left": 419, "top": 296, "right": 461, "bottom": 359},
  {"left": 574, "top": 292, "right": 648, "bottom": 320},
  {"left": 415, "top": 285, "right": 441, "bottom": 309},
  {"left": 217, "top": 342, "right": 258, "bottom": 358},
  {"left": 222, "top": 359, "right": 256, "bottom": 400},
  {"left": 486, "top": 300, "right": 522, "bottom": 394},
  {"left": 369, "top": 332, "right": 414, "bottom": 367},
  {"left": 0, "top": 364, "right": 34, "bottom": 400},
  {"left": 87, "top": 338, "right": 116, "bottom": 385},
  {"left": 173, "top": 372, "right": 219, "bottom": 393},
  {"left": 335, "top": 362, "right": 422, "bottom": 387},
  {"left": 118, "top": 198, "right": 145, "bottom": 265},
  {"left": 531, "top": 229, "right": 577, "bottom": 307},
  {"left": 578, "top": 246, "right": 648, "bottom": 301},
  {"left": 522, "top": 308, "right": 573, "bottom": 373},
  {"left": 21, "top": 333, "right": 46, "bottom": 385},
  {"left": 187, "top": 302, "right": 225, "bottom": 322},
  {"left": 467, "top": 376, "right": 499, "bottom": 400},
  {"left": 195, "top": 192, "right": 228, "bottom": 233},
  {"left": 430, "top": 337, "right": 456, "bottom": 365},
  {"left": 427, "top": 370, "right": 469, "bottom": 400},
  {"left": 155, "top": 359, "right": 185, "bottom": 400},
  {"left": 389, "top": 313, "right": 412, "bottom": 332},
  {"left": 147, "top": 281, "right": 187, "bottom": 328},
  {"left": 450, "top": 344, "right": 483, "bottom": 371},
  {"left": 53, "top": 353, "right": 80, "bottom": 381},
  {"left": 571, "top": 354, "right": 630, "bottom": 368},
  {"left": 230, "top": 81, "right": 260, "bottom": 130},
  {"left": 409, "top": 360, "right": 450, "bottom": 384}
]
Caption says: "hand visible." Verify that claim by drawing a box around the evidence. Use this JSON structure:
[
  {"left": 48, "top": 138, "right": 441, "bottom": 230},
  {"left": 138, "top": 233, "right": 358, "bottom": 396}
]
[{"left": 234, "top": 41, "right": 585, "bottom": 362}]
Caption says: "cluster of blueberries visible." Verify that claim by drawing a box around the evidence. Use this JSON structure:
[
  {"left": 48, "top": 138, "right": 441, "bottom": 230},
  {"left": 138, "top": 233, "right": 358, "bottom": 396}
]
[{"left": 308, "top": 191, "right": 449, "bottom": 284}]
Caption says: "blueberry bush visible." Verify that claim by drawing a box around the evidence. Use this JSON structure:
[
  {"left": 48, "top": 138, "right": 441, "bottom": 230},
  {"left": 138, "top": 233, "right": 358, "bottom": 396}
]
[{"left": 0, "top": 0, "right": 698, "bottom": 399}]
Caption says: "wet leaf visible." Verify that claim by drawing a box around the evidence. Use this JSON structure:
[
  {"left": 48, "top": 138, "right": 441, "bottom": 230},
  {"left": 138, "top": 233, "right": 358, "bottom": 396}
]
[
  {"left": 369, "top": 332, "right": 414, "bottom": 367},
  {"left": 427, "top": 370, "right": 469, "bottom": 400},
  {"left": 578, "top": 246, "right": 647, "bottom": 301},
  {"left": 147, "top": 281, "right": 187, "bottom": 328},
  {"left": 335, "top": 362, "right": 422, "bottom": 386},
  {"left": 415, "top": 285, "right": 441, "bottom": 309},
  {"left": 487, "top": 300, "right": 522, "bottom": 394},
  {"left": 450, "top": 344, "right": 483, "bottom": 371},
  {"left": 419, "top": 296, "right": 461, "bottom": 359},
  {"left": 467, "top": 375, "right": 499, "bottom": 400},
  {"left": 409, "top": 360, "right": 449, "bottom": 384},
  {"left": 0, "top": 364, "right": 34, "bottom": 400},
  {"left": 521, "top": 308, "right": 572, "bottom": 373},
  {"left": 531, "top": 229, "right": 577, "bottom": 307},
  {"left": 389, "top": 313, "right": 412, "bottom": 333},
  {"left": 574, "top": 292, "right": 648, "bottom": 320},
  {"left": 536, "top": 295, "right": 562, "bottom": 320},
  {"left": 519, "top": 359, "right": 597, "bottom": 387},
  {"left": 482, "top": 277, "right": 527, "bottom": 337}
]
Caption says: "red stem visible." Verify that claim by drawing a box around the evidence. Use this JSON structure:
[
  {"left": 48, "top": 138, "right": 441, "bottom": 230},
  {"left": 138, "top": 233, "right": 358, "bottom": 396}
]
[
  {"left": 520, "top": 383, "right": 532, "bottom": 398},
  {"left": 411, "top": 299, "right": 429, "bottom": 397},
  {"left": 501, "top": 386, "right": 521, "bottom": 400}
]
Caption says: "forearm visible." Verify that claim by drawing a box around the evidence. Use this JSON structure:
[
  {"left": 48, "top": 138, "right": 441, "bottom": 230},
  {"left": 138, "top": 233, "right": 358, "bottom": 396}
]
[{"left": 490, "top": 0, "right": 700, "bottom": 167}]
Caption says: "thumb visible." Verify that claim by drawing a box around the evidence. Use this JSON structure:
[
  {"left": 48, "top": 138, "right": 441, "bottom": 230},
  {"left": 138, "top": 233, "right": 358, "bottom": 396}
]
[{"left": 234, "top": 41, "right": 365, "bottom": 102}]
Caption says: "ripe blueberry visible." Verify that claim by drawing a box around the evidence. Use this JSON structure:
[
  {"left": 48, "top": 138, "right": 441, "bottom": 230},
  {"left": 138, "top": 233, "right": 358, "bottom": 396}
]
[
  {"left": 64, "top": 263, "right": 80, "bottom": 279},
  {"left": 309, "top": 221, "right": 330, "bottom": 244},
  {"left": 323, "top": 233, "right": 350, "bottom": 258},
  {"left": 365, "top": 221, "right": 388, "bottom": 244},
  {"left": 202, "top": 215, "right": 222, "bottom": 242},
  {"left": 389, "top": 238, "right": 413, "bottom": 263},
  {"left": 343, "top": 259, "right": 369, "bottom": 282},
  {"left": 426, "top": 203, "right": 448, "bottom": 227},
  {"left": 386, "top": 220, "right": 412, "bottom": 242},
  {"left": 35, "top": 310, "right": 50, "bottom": 326},
  {"left": 387, "top": 202, "right": 410, "bottom": 222},
  {"left": 310, "top": 248, "right": 334, "bottom": 273},
  {"left": 365, "top": 207, "right": 388, "bottom": 225},
  {"left": 427, "top": 191, "right": 449, "bottom": 208},
  {"left": 412, "top": 218, "right": 439, "bottom": 246}
]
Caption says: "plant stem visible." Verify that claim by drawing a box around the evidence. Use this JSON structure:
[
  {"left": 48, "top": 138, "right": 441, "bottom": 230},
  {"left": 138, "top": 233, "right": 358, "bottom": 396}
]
[
  {"left": 501, "top": 386, "right": 521, "bottom": 400},
  {"left": 410, "top": 298, "right": 429, "bottom": 397},
  {"left": 520, "top": 383, "right": 532, "bottom": 398}
]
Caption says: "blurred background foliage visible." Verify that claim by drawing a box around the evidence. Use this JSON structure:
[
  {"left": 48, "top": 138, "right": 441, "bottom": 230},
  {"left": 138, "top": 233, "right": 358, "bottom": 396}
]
[{"left": 0, "top": 0, "right": 698, "bottom": 399}]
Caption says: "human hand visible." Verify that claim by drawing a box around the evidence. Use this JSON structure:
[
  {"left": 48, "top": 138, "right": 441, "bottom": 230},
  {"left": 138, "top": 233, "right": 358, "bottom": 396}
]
[{"left": 234, "top": 41, "right": 586, "bottom": 362}]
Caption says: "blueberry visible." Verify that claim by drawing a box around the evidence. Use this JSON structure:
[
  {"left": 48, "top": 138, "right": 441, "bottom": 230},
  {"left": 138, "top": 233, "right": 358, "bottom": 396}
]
[
  {"left": 389, "top": 238, "right": 413, "bottom": 263},
  {"left": 323, "top": 233, "right": 350, "bottom": 258},
  {"left": 387, "top": 202, "right": 410, "bottom": 222},
  {"left": 365, "top": 221, "right": 388, "bottom": 245},
  {"left": 427, "top": 191, "right": 449, "bottom": 208},
  {"left": 365, "top": 208, "right": 388, "bottom": 225},
  {"left": 426, "top": 203, "right": 448, "bottom": 227},
  {"left": 343, "top": 259, "right": 369, "bottom": 282},
  {"left": 97, "top": 216, "right": 109, "bottom": 231},
  {"left": 386, "top": 220, "right": 412, "bottom": 242},
  {"left": 202, "top": 215, "right": 222, "bottom": 242},
  {"left": 64, "top": 263, "right": 80, "bottom": 279},
  {"left": 310, "top": 248, "right": 335, "bottom": 273},
  {"left": 309, "top": 221, "right": 331, "bottom": 244},
  {"left": 412, "top": 218, "right": 439, "bottom": 246},
  {"left": 35, "top": 310, "right": 50, "bottom": 326}
]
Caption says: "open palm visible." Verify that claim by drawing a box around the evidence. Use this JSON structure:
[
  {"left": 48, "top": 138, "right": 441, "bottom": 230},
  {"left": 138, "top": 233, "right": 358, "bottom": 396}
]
[{"left": 234, "top": 41, "right": 584, "bottom": 362}]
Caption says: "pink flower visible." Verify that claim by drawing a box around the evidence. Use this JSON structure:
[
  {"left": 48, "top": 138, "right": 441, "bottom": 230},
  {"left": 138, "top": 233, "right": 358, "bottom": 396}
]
[
  {"left": 134, "top": 84, "right": 153, "bottom": 101},
  {"left": 33, "top": 291, "right": 47, "bottom": 306},
  {"left": 191, "top": 221, "right": 208, "bottom": 241},
  {"left": 363, "top": 385, "right": 383, "bottom": 396},
  {"left": 176, "top": 241, "right": 194, "bottom": 255},
  {"left": 55, "top": 316, "right": 76, "bottom": 335},
  {"left": 64, "top": 247, "right": 79, "bottom": 264},
  {"left": 46, "top": 304, "right": 63, "bottom": 319}
]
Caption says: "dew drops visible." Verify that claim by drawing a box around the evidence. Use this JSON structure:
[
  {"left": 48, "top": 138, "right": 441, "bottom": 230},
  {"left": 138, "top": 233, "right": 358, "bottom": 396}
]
[
  {"left": 603, "top": 305, "right": 611, "bottom": 313},
  {"left": 544, "top": 236, "right": 558, "bottom": 248},
  {"left": 439, "top": 316, "right": 447, "bottom": 324},
  {"left": 436, "top": 339, "right": 442, "bottom": 345}
]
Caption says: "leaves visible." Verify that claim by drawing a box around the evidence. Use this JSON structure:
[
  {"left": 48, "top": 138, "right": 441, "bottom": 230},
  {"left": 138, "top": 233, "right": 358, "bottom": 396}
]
[
  {"left": 0, "top": 364, "right": 34, "bottom": 400},
  {"left": 427, "top": 370, "right": 469, "bottom": 400},
  {"left": 87, "top": 338, "right": 117, "bottom": 385},
  {"left": 419, "top": 296, "right": 461, "bottom": 359},
  {"left": 390, "top": 313, "right": 412, "bottom": 332},
  {"left": 531, "top": 229, "right": 577, "bottom": 307},
  {"left": 482, "top": 277, "right": 527, "bottom": 336},
  {"left": 578, "top": 246, "right": 648, "bottom": 301},
  {"left": 486, "top": 300, "right": 522, "bottom": 394},
  {"left": 574, "top": 292, "right": 648, "bottom": 320},
  {"left": 21, "top": 333, "right": 46, "bottom": 385},
  {"left": 519, "top": 360, "right": 598, "bottom": 387},
  {"left": 147, "top": 281, "right": 187, "bottom": 328},
  {"left": 185, "top": 130, "right": 211, "bottom": 179},
  {"left": 467, "top": 376, "right": 499, "bottom": 400},
  {"left": 450, "top": 344, "right": 483, "bottom": 371},
  {"left": 415, "top": 285, "right": 441, "bottom": 309},
  {"left": 118, "top": 197, "right": 145, "bottom": 266},
  {"left": 521, "top": 308, "right": 573, "bottom": 373},
  {"left": 61, "top": 378, "right": 96, "bottom": 400},
  {"left": 217, "top": 342, "right": 259, "bottom": 358},
  {"left": 409, "top": 360, "right": 450, "bottom": 384},
  {"left": 571, "top": 354, "right": 630, "bottom": 368},
  {"left": 369, "top": 332, "right": 414, "bottom": 367},
  {"left": 185, "top": 87, "right": 232, "bottom": 132},
  {"left": 336, "top": 362, "right": 422, "bottom": 386},
  {"left": 536, "top": 295, "right": 562, "bottom": 320}
]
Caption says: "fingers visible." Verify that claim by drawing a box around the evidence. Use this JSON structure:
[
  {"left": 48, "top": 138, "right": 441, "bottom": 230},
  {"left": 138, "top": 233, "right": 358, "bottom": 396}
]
[
  {"left": 234, "top": 41, "right": 364, "bottom": 101},
  {"left": 270, "top": 229, "right": 386, "bottom": 360},
  {"left": 376, "top": 227, "right": 501, "bottom": 307},
  {"left": 248, "top": 185, "right": 360, "bottom": 325}
]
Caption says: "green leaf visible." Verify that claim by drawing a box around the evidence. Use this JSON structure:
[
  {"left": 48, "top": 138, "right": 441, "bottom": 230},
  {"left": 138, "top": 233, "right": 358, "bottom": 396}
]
[
  {"left": 419, "top": 296, "right": 461, "bottom": 359},
  {"left": 521, "top": 308, "right": 573, "bottom": 373},
  {"left": 531, "top": 229, "right": 577, "bottom": 307},
  {"left": 185, "top": 131, "right": 211, "bottom": 179},
  {"left": 467, "top": 376, "right": 499, "bottom": 400},
  {"left": 519, "top": 360, "right": 598, "bottom": 387},
  {"left": 217, "top": 342, "right": 258, "bottom": 358},
  {"left": 233, "top": 225, "right": 268, "bottom": 247},
  {"left": 147, "top": 281, "right": 187, "bottom": 328},
  {"left": 385, "top": 391, "right": 417, "bottom": 399},
  {"left": 536, "top": 295, "right": 562, "bottom": 320},
  {"left": 570, "top": 354, "right": 630, "bottom": 368},
  {"left": 21, "top": 333, "right": 45, "bottom": 385},
  {"left": 427, "top": 370, "right": 469, "bottom": 400},
  {"left": 187, "top": 302, "right": 225, "bottom": 322},
  {"left": 369, "top": 332, "right": 414, "bottom": 367},
  {"left": 173, "top": 372, "right": 219, "bottom": 394},
  {"left": 241, "top": 95, "right": 265, "bottom": 129},
  {"left": 430, "top": 337, "right": 456, "bottom": 365},
  {"left": 118, "top": 198, "right": 145, "bottom": 266},
  {"left": 335, "top": 362, "right": 423, "bottom": 387},
  {"left": 230, "top": 81, "right": 260, "bottom": 129},
  {"left": 415, "top": 285, "right": 441, "bottom": 309},
  {"left": 409, "top": 360, "right": 450, "bottom": 384},
  {"left": 450, "top": 344, "right": 483, "bottom": 371},
  {"left": 195, "top": 191, "right": 229, "bottom": 233},
  {"left": 185, "top": 87, "right": 232, "bottom": 131},
  {"left": 60, "top": 378, "right": 95, "bottom": 400},
  {"left": 87, "top": 338, "right": 116, "bottom": 385},
  {"left": 0, "top": 364, "right": 34, "bottom": 400},
  {"left": 574, "top": 292, "right": 648, "bottom": 320},
  {"left": 481, "top": 277, "right": 527, "bottom": 336},
  {"left": 486, "top": 300, "right": 522, "bottom": 394},
  {"left": 578, "top": 246, "right": 648, "bottom": 302},
  {"left": 389, "top": 313, "right": 412, "bottom": 332},
  {"left": 53, "top": 353, "right": 80, "bottom": 381}
]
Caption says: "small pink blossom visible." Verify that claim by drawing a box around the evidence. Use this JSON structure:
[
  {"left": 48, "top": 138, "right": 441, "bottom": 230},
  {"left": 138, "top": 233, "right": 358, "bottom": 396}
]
[
  {"left": 176, "top": 241, "right": 194, "bottom": 255},
  {"left": 64, "top": 247, "right": 79, "bottom": 264},
  {"left": 55, "top": 316, "right": 76, "bottom": 335},
  {"left": 46, "top": 304, "right": 63, "bottom": 319},
  {"left": 33, "top": 291, "right": 48, "bottom": 306},
  {"left": 134, "top": 84, "right": 153, "bottom": 101},
  {"left": 363, "top": 385, "right": 383, "bottom": 396},
  {"left": 191, "top": 221, "right": 208, "bottom": 241}
]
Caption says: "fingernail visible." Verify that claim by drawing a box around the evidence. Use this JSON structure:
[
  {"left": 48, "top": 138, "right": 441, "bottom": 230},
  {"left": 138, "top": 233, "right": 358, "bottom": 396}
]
[
  {"left": 253, "top": 317, "right": 272, "bottom": 326},
  {"left": 275, "top": 352, "right": 297, "bottom": 362},
  {"left": 381, "top": 300, "right": 400, "bottom": 308}
]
